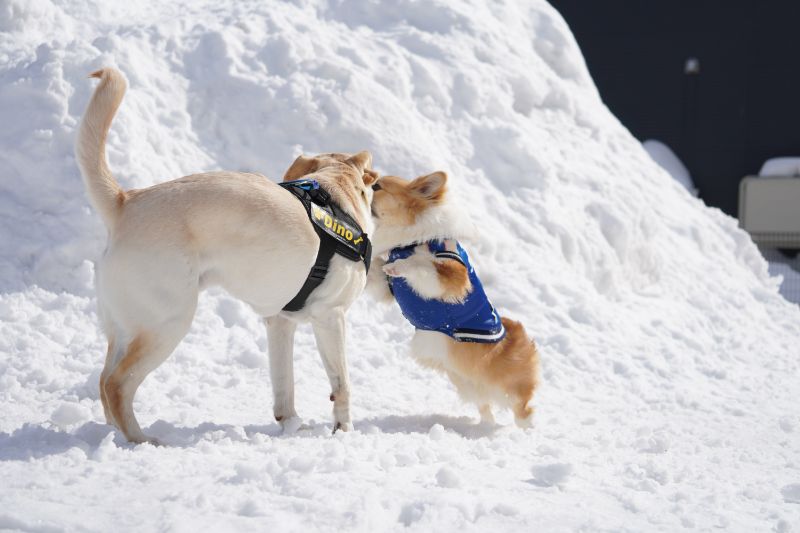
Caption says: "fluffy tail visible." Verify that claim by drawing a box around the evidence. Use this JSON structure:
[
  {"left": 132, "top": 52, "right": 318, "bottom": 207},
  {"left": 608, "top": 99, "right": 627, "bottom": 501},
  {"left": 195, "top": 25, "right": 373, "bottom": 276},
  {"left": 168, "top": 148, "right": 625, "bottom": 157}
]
[{"left": 75, "top": 68, "right": 127, "bottom": 228}]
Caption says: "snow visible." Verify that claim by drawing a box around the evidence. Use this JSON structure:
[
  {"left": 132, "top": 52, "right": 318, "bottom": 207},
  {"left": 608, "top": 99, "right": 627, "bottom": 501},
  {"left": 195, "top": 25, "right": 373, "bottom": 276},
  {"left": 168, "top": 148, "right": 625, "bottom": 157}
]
[
  {"left": 1, "top": 0, "right": 800, "bottom": 531},
  {"left": 642, "top": 139, "right": 698, "bottom": 195},
  {"left": 760, "top": 248, "right": 800, "bottom": 305},
  {"left": 760, "top": 157, "right": 800, "bottom": 177},
  {"left": 784, "top": 484, "right": 800, "bottom": 504},
  {"left": 529, "top": 462, "right": 573, "bottom": 488}
]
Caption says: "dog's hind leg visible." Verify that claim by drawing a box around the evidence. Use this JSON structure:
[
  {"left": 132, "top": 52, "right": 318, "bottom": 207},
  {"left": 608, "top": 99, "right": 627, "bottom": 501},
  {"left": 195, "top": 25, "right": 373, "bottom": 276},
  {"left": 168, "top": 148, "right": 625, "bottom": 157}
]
[
  {"left": 265, "top": 315, "right": 300, "bottom": 432},
  {"left": 512, "top": 385, "right": 535, "bottom": 428},
  {"left": 446, "top": 371, "right": 493, "bottom": 424},
  {"left": 99, "top": 339, "right": 122, "bottom": 426},
  {"left": 478, "top": 404, "right": 496, "bottom": 425},
  {"left": 311, "top": 309, "right": 352, "bottom": 433},
  {"left": 104, "top": 312, "right": 194, "bottom": 444}
]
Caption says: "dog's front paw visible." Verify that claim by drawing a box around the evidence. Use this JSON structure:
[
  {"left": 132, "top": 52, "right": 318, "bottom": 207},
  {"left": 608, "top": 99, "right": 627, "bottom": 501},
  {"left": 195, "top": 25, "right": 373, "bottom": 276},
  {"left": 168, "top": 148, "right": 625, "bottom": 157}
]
[
  {"left": 333, "top": 420, "right": 353, "bottom": 434},
  {"left": 279, "top": 415, "right": 304, "bottom": 434},
  {"left": 332, "top": 404, "right": 352, "bottom": 434},
  {"left": 131, "top": 435, "right": 163, "bottom": 447},
  {"left": 383, "top": 261, "right": 406, "bottom": 278}
]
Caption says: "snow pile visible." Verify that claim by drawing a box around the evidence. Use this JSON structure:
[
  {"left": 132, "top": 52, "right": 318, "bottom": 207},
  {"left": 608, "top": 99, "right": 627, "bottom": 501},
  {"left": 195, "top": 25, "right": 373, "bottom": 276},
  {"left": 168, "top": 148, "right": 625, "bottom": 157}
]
[
  {"left": 642, "top": 139, "right": 697, "bottom": 195},
  {"left": 761, "top": 247, "right": 800, "bottom": 305},
  {"left": 1, "top": 0, "right": 800, "bottom": 531},
  {"left": 760, "top": 157, "right": 800, "bottom": 177}
]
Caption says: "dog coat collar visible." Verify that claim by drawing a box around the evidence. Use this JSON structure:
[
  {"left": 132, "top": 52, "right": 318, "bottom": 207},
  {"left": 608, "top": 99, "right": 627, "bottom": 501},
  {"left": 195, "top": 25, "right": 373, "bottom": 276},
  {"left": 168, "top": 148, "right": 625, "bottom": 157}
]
[
  {"left": 387, "top": 240, "right": 505, "bottom": 343},
  {"left": 279, "top": 178, "right": 372, "bottom": 312}
]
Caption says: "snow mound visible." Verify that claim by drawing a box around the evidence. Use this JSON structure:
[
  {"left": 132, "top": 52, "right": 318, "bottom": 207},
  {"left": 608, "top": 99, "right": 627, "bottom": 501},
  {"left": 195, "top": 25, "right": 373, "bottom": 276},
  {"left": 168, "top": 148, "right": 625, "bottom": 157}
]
[
  {"left": 1, "top": 0, "right": 799, "bottom": 531},
  {"left": 642, "top": 138, "right": 697, "bottom": 195},
  {"left": 760, "top": 157, "right": 800, "bottom": 177}
]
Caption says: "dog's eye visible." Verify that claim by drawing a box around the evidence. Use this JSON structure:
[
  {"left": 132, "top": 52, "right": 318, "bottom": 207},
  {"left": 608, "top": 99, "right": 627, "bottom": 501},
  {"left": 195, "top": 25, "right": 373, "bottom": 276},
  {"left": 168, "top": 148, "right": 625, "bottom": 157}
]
[{"left": 372, "top": 183, "right": 382, "bottom": 191}]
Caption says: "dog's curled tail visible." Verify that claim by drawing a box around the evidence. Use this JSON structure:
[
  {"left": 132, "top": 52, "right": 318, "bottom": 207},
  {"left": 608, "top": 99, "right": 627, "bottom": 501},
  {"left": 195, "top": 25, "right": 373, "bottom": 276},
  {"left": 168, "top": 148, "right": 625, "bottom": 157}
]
[{"left": 75, "top": 67, "right": 127, "bottom": 229}]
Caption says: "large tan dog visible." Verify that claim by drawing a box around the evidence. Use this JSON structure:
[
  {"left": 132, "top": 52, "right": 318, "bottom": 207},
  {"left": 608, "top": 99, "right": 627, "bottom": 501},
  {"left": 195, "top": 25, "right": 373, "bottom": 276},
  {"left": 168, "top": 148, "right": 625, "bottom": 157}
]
[{"left": 76, "top": 68, "right": 376, "bottom": 443}]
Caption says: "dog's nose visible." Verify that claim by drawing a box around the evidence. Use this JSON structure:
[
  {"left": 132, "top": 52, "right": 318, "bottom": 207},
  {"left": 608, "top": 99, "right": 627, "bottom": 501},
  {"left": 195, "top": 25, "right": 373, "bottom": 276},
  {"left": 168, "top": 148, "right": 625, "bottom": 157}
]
[{"left": 372, "top": 182, "right": 382, "bottom": 191}]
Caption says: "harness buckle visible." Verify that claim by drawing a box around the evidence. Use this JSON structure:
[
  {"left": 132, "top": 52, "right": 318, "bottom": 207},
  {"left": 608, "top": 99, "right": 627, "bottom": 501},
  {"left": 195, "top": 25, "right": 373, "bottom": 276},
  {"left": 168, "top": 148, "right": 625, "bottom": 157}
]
[
  {"left": 309, "top": 264, "right": 328, "bottom": 280},
  {"left": 309, "top": 187, "right": 330, "bottom": 205}
]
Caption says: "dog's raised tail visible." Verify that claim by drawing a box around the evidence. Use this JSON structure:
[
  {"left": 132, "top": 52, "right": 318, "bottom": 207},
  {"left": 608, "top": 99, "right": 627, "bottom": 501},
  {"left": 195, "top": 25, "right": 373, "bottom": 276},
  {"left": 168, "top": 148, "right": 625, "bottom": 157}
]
[{"left": 76, "top": 67, "right": 127, "bottom": 228}]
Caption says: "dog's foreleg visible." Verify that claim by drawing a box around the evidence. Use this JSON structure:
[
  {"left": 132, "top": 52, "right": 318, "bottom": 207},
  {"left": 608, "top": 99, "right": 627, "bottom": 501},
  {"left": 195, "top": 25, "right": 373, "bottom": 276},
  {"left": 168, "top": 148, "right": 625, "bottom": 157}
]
[
  {"left": 384, "top": 250, "right": 470, "bottom": 302},
  {"left": 265, "top": 315, "right": 300, "bottom": 432},
  {"left": 311, "top": 309, "right": 352, "bottom": 433},
  {"left": 365, "top": 256, "right": 394, "bottom": 304}
]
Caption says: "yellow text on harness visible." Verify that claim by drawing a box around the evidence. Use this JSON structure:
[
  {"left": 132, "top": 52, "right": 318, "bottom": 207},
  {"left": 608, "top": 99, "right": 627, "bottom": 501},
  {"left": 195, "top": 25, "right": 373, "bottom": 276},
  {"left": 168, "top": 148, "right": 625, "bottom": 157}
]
[{"left": 310, "top": 203, "right": 362, "bottom": 248}]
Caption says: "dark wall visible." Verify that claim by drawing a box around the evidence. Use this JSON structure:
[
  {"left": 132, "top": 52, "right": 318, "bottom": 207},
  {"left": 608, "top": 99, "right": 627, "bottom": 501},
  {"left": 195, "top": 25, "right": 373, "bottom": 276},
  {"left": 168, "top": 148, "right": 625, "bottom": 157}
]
[{"left": 549, "top": 0, "right": 800, "bottom": 216}]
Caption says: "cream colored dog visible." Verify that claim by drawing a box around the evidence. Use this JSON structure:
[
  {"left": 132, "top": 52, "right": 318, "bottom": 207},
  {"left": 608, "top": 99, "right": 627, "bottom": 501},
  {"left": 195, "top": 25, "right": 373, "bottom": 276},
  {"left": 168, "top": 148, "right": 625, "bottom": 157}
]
[{"left": 76, "top": 67, "right": 376, "bottom": 443}]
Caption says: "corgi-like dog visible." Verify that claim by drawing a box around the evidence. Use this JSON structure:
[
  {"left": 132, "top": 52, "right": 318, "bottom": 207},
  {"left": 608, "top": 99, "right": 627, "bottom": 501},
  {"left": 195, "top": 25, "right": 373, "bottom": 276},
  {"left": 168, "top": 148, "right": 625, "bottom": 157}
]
[
  {"left": 369, "top": 171, "right": 540, "bottom": 427},
  {"left": 76, "top": 67, "right": 377, "bottom": 443}
]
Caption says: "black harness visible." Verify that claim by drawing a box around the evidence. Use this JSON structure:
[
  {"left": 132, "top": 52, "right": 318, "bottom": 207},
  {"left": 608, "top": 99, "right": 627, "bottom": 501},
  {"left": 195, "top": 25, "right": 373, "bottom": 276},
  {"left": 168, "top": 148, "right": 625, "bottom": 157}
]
[{"left": 278, "top": 178, "right": 372, "bottom": 312}]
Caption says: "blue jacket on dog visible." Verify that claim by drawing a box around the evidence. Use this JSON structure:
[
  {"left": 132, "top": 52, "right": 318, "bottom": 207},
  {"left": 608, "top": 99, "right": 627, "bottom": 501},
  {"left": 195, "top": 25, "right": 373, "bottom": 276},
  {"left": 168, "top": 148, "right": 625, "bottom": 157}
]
[{"left": 387, "top": 240, "right": 506, "bottom": 343}]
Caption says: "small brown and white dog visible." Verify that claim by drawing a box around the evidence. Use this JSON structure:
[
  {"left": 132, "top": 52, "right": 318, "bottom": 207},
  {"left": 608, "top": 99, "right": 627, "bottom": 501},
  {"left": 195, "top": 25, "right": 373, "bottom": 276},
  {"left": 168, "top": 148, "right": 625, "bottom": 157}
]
[
  {"left": 76, "top": 67, "right": 377, "bottom": 443},
  {"left": 368, "top": 172, "right": 540, "bottom": 427}
]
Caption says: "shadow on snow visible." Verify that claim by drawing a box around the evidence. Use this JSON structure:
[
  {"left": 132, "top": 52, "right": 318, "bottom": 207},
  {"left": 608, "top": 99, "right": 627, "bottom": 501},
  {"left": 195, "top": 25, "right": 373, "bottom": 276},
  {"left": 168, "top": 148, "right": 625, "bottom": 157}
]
[{"left": 0, "top": 413, "right": 501, "bottom": 460}]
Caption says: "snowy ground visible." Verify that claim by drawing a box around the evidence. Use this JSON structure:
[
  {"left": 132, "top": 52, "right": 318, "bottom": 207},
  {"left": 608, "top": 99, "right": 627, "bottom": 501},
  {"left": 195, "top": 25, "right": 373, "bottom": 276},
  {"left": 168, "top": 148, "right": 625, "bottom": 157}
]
[
  {"left": 2, "top": 0, "right": 800, "bottom": 531},
  {"left": 761, "top": 247, "right": 800, "bottom": 305}
]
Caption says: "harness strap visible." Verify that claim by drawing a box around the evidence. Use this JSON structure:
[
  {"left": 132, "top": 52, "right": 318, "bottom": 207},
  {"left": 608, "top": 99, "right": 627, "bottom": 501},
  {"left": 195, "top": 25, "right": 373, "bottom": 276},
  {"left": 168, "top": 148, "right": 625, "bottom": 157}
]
[
  {"left": 434, "top": 250, "right": 465, "bottom": 265},
  {"left": 279, "top": 178, "right": 371, "bottom": 312},
  {"left": 282, "top": 225, "right": 337, "bottom": 312}
]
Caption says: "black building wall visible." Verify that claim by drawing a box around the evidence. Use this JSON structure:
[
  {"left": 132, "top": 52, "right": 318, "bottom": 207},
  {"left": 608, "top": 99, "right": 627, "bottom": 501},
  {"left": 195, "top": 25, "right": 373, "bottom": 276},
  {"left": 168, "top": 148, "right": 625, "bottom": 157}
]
[{"left": 549, "top": 0, "right": 800, "bottom": 216}]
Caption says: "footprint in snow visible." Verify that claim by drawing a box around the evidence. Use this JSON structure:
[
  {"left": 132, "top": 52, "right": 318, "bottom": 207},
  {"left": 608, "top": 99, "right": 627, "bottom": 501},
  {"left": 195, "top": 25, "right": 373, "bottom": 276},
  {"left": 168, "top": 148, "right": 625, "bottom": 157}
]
[
  {"left": 781, "top": 483, "right": 800, "bottom": 504},
  {"left": 528, "top": 462, "right": 573, "bottom": 487}
]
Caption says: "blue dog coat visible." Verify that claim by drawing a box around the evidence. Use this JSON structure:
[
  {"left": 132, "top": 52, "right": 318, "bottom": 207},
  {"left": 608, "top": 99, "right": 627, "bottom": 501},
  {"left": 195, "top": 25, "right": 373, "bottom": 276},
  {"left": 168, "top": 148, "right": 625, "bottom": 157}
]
[{"left": 387, "top": 240, "right": 505, "bottom": 343}]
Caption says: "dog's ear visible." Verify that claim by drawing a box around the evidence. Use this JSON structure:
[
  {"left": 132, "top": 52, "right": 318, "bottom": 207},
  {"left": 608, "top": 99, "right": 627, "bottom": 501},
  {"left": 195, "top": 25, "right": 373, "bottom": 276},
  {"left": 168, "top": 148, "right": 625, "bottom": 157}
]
[
  {"left": 362, "top": 168, "right": 379, "bottom": 187},
  {"left": 345, "top": 151, "right": 373, "bottom": 173},
  {"left": 409, "top": 171, "right": 447, "bottom": 201},
  {"left": 283, "top": 154, "right": 319, "bottom": 181}
]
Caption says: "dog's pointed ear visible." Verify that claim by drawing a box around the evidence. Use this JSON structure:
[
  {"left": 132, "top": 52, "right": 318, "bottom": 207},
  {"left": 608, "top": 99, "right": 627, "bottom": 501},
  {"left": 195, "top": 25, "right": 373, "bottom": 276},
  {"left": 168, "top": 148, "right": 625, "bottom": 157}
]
[
  {"left": 283, "top": 154, "right": 319, "bottom": 181},
  {"left": 362, "top": 168, "right": 379, "bottom": 187},
  {"left": 409, "top": 171, "right": 447, "bottom": 201},
  {"left": 345, "top": 151, "right": 373, "bottom": 173}
]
